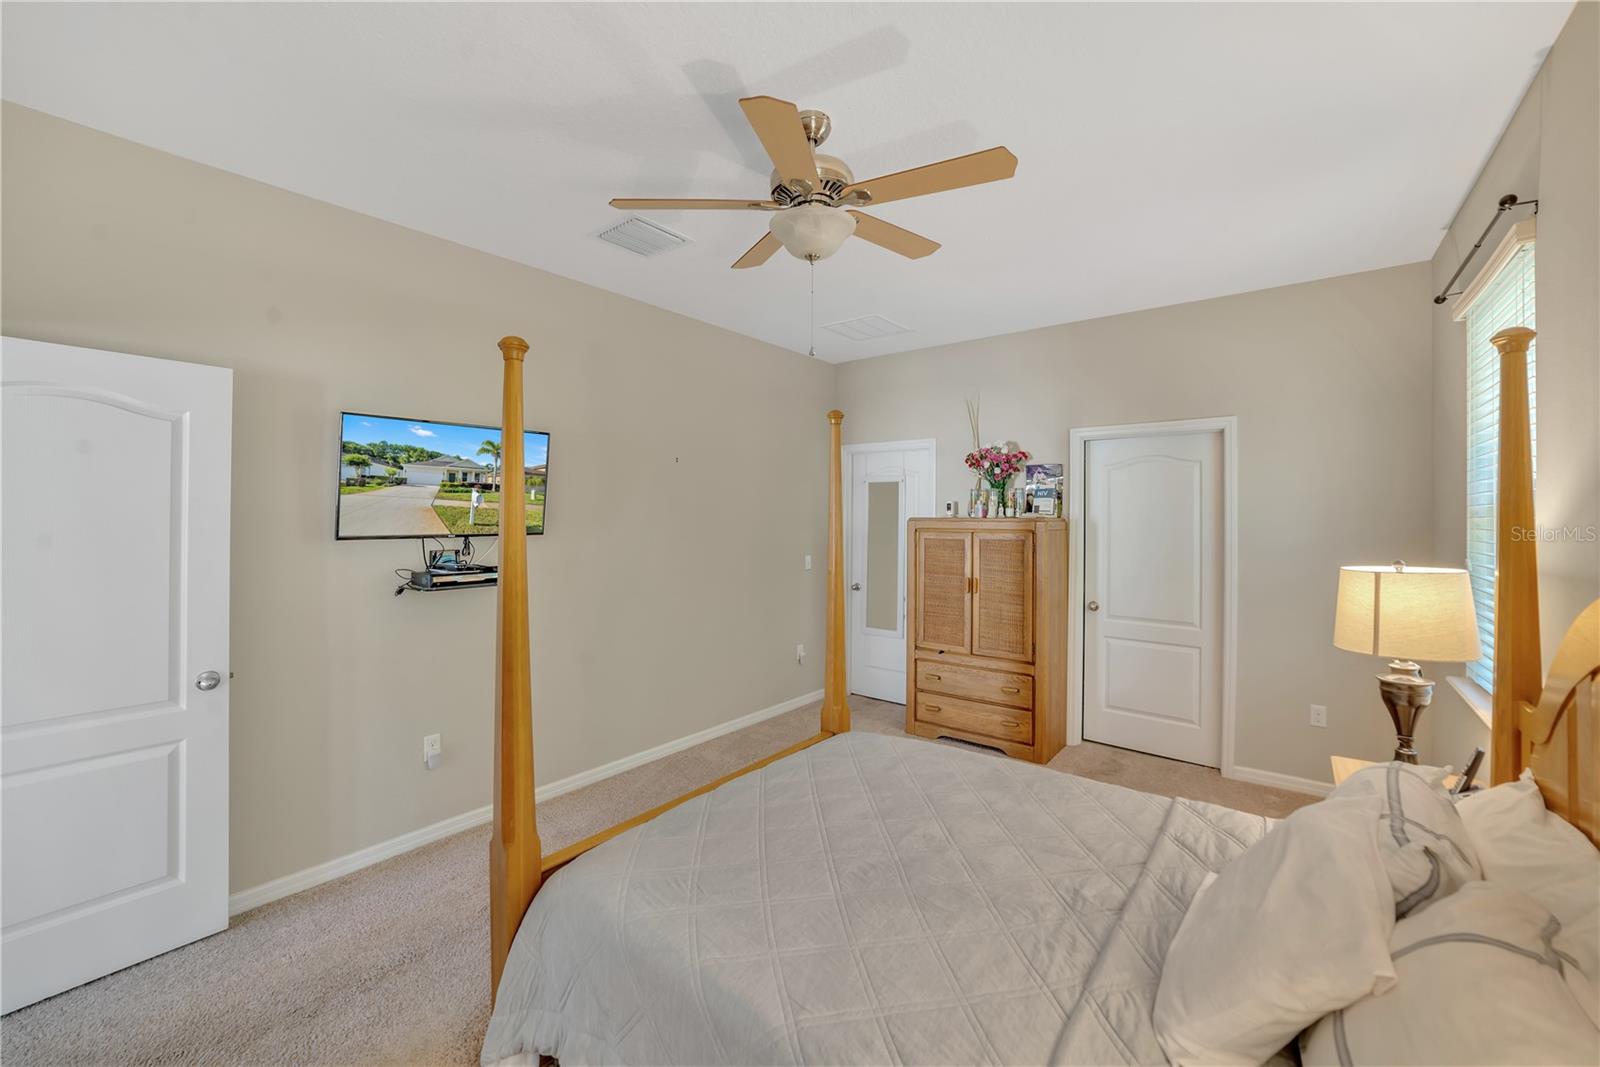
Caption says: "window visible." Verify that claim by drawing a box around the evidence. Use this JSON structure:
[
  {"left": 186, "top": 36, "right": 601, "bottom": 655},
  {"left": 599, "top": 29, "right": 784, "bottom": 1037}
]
[{"left": 1459, "top": 230, "right": 1535, "bottom": 694}]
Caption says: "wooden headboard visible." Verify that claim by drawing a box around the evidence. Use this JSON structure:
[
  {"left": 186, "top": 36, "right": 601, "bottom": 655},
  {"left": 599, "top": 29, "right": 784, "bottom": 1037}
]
[{"left": 1485, "top": 326, "right": 1600, "bottom": 846}]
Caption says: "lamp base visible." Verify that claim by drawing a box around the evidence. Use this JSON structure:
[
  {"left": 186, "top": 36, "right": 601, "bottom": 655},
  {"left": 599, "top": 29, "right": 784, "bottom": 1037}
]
[{"left": 1376, "top": 660, "right": 1434, "bottom": 764}]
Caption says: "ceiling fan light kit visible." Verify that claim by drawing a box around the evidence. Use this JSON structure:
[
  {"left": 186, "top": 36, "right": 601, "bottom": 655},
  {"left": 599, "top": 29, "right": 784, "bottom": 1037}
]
[
  {"left": 608, "top": 95, "right": 1018, "bottom": 271},
  {"left": 770, "top": 203, "right": 857, "bottom": 261}
]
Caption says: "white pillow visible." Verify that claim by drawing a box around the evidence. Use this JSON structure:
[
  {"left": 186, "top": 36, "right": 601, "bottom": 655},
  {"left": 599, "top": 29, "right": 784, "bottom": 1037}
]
[
  {"left": 1457, "top": 769, "right": 1600, "bottom": 1021},
  {"left": 1331, "top": 761, "right": 1481, "bottom": 917},
  {"left": 1301, "top": 881, "right": 1600, "bottom": 1066},
  {"left": 1154, "top": 795, "right": 1397, "bottom": 1066}
]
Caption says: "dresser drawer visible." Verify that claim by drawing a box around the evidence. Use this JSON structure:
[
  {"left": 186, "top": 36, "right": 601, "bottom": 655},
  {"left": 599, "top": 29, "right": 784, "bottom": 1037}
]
[
  {"left": 915, "top": 661, "right": 1032, "bottom": 710},
  {"left": 915, "top": 691, "right": 1034, "bottom": 745}
]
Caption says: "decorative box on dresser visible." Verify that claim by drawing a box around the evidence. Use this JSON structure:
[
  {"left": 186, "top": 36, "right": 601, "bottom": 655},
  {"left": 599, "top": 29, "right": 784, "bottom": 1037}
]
[{"left": 905, "top": 517, "right": 1067, "bottom": 763}]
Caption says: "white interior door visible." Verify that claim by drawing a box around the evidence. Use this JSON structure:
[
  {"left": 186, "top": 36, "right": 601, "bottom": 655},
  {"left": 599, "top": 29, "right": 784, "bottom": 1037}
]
[
  {"left": 1083, "top": 431, "right": 1223, "bottom": 766},
  {"left": 2, "top": 337, "right": 233, "bottom": 1013},
  {"left": 848, "top": 443, "right": 933, "bottom": 703}
]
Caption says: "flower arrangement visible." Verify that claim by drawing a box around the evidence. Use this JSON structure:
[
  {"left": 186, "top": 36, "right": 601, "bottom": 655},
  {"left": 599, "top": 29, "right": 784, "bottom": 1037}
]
[{"left": 965, "top": 443, "right": 1031, "bottom": 494}]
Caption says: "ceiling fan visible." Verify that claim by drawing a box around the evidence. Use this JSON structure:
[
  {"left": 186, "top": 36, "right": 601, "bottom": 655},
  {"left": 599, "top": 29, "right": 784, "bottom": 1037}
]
[{"left": 610, "top": 96, "right": 1018, "bottom": 269}]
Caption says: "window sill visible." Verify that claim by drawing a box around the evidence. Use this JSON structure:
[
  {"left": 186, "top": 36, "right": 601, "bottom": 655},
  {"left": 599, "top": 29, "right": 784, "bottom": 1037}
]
[{"left": 1446, "top": 675, "right": 1494, "bottom": 730}]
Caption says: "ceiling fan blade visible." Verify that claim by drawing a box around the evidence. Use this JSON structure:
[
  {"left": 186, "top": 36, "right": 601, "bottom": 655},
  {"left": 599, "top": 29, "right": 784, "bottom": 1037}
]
[
  {"left": 847, "top": 211, "right": 940, "bottom": 259},
  {"left": 731, "top": 231, "right": 782, "bottom": 270},
  {"left": 609, "top": 198, "right": 780, "bottom": 211},
  {"left": 738, "top": 96, "right": 819, "bottom": 187},
  {"left": 843, "top": 146, "right": 1017, "bottom": 206}
]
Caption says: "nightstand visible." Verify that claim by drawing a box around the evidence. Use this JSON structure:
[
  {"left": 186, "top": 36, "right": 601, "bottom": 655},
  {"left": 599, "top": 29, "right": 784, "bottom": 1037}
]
[{"left": 1330, "top": 755, "right": 1463, "bottom": 790}]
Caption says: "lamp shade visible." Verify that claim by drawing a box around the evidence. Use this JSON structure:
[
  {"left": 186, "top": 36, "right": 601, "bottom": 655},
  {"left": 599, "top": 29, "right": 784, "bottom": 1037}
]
[{"left": 1333, "top": 565, "right": 1482, "bottom": 662}]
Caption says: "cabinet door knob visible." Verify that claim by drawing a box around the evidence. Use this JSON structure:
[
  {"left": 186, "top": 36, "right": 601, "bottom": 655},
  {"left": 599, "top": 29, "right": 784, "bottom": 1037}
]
[
  {"left": 851, "top": 582, "right": 862, "bottom": 590},
  {"left": 1087, "top": 600, "right": 1100, "bottom": 612}
]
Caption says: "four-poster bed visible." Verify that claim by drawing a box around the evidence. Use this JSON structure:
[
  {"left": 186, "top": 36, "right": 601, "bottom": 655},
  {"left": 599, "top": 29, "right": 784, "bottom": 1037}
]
[
  {"left": 480, "top": 328, "right": 1597, "bottom": 1065},
  {"left": 487, "top": 338, "right": 853, "bottom": 997}
]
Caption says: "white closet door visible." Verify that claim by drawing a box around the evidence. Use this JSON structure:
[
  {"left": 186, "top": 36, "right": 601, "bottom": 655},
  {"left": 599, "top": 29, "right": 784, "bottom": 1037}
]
[
  {"left": 1083, "top": 431, "right": 1222, "bottom": 766},
  {"left": 2, "top": 337, "right": 233, "bottom": 1012}
]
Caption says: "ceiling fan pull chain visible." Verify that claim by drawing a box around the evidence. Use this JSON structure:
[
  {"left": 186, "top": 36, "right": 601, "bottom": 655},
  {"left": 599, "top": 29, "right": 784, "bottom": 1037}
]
[{"left": 809, "top": 257, "right": 817, "bottom": 359}]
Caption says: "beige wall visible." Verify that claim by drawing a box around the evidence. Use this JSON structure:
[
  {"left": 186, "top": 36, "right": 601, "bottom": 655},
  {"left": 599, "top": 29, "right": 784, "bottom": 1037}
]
[
  {"left": 5, "top": 4, "right": 1591, "bottom": 891},
  {"left": 836, "top": 263, "right": 1438, "bottom": 784},
  {"left": 0, "top": 103, "right": 836, "bottom": 893},
  {"left": 1428, "top": 2, "right": 1600, "bottom": 763}
]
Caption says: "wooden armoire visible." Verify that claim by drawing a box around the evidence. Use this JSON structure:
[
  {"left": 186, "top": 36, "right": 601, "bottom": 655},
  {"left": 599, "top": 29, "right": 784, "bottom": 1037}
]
[{"left": 905, "top": 517, "right": 1067, "bottom": 763}]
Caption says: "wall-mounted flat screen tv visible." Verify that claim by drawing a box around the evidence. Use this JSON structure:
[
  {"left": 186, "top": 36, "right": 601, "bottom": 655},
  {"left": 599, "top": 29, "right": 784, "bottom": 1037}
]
[{"left": 336, "top": 411, "right": 549, "bottom": 540}]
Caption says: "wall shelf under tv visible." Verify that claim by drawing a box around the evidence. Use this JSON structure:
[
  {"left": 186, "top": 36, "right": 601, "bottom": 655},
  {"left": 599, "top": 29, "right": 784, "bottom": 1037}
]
[
  {"left": 397, "top": 574, "right": 497, "bottom": 596},
  {"left": 394, "top": 538, "right": 499, "bottom": 596}
]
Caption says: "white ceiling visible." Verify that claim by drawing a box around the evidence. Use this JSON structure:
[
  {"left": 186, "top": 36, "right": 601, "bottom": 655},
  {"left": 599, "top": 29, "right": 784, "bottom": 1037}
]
[{"left": 1, "top": 2, "right": 1572, "bottom": 362}]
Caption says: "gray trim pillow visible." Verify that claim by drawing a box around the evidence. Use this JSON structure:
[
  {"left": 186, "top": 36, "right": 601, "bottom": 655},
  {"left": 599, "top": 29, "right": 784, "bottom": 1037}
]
[
  {"left": 1300, "top": 881, "right": 1600, "bottom": 1065},
  {"left": 1330, "top": 762, "right": 1481, "bottom": 917}
]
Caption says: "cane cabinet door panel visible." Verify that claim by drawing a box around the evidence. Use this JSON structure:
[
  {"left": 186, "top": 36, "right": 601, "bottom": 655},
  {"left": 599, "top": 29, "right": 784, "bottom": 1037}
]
[
  {"left": 914, "top": 529, "right": 971, "bottom": 653},
  {"left": 972, "top": 530, "right": 1033, "bottom": 662}
]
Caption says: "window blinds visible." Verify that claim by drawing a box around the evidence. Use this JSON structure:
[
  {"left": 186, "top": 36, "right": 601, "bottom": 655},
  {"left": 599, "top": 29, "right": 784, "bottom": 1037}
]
[{"left": 1463, "top": 243, "right": 1535, "bottom": 693}]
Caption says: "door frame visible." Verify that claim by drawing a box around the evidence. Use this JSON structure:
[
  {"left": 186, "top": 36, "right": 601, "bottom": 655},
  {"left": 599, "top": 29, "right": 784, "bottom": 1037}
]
[
  {"left": 1067, "top": 416, "right": 1238, "bottom": 778},
  {"left": 842, "top": 438, "right": 937, "bottom": 701}
]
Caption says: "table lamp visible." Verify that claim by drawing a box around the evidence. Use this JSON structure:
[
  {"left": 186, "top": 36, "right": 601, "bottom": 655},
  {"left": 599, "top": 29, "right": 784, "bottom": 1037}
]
[{"left": 1333, "top": 561, "right": 1482, "bottom": 763}]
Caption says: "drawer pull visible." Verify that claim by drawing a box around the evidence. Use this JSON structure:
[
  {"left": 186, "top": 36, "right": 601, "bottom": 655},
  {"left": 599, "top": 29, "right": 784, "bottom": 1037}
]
[
  {"left": 924, "top": 704, "right": 942, "bottom": 712},
  {"left": 1001, "top": 686, "right": 1020, "bottom": 694},
  {"left": 925, "top": 673, "right": 941, "bottom": 681},
  {"left": 1001, "top": 719, "right": 1021, "bottom": 728}
]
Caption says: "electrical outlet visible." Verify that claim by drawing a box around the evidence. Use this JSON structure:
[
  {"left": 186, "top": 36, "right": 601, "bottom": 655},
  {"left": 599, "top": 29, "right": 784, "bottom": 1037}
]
[
  {"left": 423, "top": 733, "right": 442, "bottom": 768},
  {"left": 804, "top": 554, "right": 812, "bottom": 571},
  {"left": 1309, "top": 704, "right": 1328, "bottom": 728},
  {"left": 796, "top": 643, "right": 806, "bottom": 664}
]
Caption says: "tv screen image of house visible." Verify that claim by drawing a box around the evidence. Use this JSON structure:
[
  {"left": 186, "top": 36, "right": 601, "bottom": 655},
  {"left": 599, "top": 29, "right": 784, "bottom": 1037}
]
[{"left": 336, "top": 412, "right": 549, "bottom": 540}]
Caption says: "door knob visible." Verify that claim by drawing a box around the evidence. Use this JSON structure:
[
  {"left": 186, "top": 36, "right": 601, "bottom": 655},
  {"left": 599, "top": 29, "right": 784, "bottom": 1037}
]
[
  {"left": 851, "top": 582, "right": 862, "bottom": 590},
  {"left": 1087, "top": 600, "right": 1100, "bottom": 612},
  {"left": 195, "top": 670, "right": 222, "bottom": 691}
]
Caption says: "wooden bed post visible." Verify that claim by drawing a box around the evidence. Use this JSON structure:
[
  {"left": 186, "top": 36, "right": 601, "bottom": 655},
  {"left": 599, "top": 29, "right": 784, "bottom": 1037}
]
[
  {"left": 1489, "top": 326, "right": 1540, "bottom": 785},
  {"left": 490, "top": 335, "right": 541, "bottom": 1002},
  {"left": 821, "top": 410, "right": 851, "bottom": 734}
]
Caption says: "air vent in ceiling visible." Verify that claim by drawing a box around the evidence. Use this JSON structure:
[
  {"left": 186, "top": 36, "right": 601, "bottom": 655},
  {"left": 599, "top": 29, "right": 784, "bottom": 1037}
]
[
  {"left": 595, "top": 216, "right": 689, "bottom": 256},
  {"left": 822, "top": 314, "right": 911, "bottom": 342}
]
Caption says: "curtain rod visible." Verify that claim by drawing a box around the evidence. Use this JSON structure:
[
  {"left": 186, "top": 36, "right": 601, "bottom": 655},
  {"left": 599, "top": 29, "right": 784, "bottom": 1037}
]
[{"left": 1433, "top": 193, "right": 1538, "bottom": 305}]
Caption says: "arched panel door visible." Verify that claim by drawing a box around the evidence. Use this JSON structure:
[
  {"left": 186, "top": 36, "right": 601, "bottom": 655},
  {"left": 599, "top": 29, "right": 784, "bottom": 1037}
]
[
  {"left": 1083, "top": 431, "right": 1222, "bottom": 767},
  {"left": 2, "top": 337, "right": 232, "bottom": 1012}
]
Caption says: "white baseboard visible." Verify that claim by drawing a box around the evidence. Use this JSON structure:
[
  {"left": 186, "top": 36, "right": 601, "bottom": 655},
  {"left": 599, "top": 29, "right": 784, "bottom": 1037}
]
[
  {"left": 531, "top": 688, "right": 824, "bottom": 803},
  {"left": 1226, "top": 764, "right": 1334, "bottom": 797},
  {"left": 228, "top": 688, "right": 825, "bottom": 917},
  {"left": 227, "top": 803, "right": 494, "bottom": 916}
]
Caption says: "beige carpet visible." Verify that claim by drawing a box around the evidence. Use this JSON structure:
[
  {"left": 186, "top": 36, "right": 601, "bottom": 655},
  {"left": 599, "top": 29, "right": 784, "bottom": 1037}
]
[{"left": 0, "top": 697, "right": 1314, "bottom": 1065}]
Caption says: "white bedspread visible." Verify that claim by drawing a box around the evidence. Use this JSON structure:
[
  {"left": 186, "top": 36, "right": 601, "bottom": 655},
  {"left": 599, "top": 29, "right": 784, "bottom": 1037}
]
[{"left": 481, "top": 731, "right": 1272, "bottom": 1066}]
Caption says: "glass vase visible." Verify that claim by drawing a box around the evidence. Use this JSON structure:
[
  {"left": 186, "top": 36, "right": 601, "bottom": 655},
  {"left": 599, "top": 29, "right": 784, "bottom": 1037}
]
[{"left": 988, "top": 480, "right": 1009, "bottom": 516}]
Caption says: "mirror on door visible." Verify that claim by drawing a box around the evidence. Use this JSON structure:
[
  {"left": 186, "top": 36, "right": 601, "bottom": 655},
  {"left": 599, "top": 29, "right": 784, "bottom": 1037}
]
[{"left": 865, "top": 480, "right": 901, "bottom": 632}]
